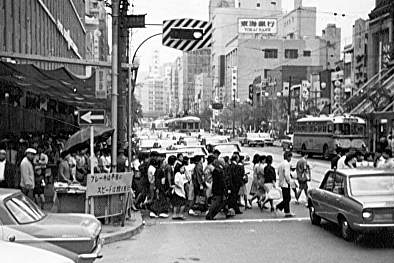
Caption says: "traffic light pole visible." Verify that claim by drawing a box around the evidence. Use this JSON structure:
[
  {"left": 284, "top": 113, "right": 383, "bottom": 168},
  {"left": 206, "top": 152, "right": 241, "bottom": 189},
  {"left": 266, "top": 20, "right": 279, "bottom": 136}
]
[{"left": 111, "top": 0, "right": 119, "bottom": 171}]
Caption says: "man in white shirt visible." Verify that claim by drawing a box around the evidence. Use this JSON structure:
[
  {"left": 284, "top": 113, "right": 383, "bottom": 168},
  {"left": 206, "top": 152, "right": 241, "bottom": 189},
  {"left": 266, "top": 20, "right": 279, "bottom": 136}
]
[
  {"left": 147, "top": 159, "right": 157, "bottom": 216},
  {"left": 276, "top": 151, "right": 295, "bottom": 217},
  {"left": 20, "top": 148, "right": 36, "bottom": 199}
]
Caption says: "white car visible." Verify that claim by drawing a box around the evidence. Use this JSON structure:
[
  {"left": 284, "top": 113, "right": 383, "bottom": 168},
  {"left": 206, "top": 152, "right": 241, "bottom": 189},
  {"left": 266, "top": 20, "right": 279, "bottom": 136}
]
[{"left": 1, "top": 240, "right": 74, "bottom": 263}]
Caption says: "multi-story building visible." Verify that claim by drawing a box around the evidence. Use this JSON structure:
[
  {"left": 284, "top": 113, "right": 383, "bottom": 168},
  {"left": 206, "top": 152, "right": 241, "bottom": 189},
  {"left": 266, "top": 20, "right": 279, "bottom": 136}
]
[
  {"left": 182, "top": 48, "right": 211, "bottom": 112},
  {"left": 321, "top": 24, "right": 342, "bottom": 70},
  {"left": 353, "top": 19, "right": 369, "bottom": 89},
  {"left": 212, "top": 0, "right": 341, "bottom": 104},
  {"left": 0, "top": 0, "right": 86, "bottom": 74},
  {"left": 193, "top": 73, "right": 213, "bottom": 114},
  {"left": 171, "top": 57, "right": 183, "bottom": 114},
  {"left": 209, "top": 0, "right": 283, "bottom": 104}
]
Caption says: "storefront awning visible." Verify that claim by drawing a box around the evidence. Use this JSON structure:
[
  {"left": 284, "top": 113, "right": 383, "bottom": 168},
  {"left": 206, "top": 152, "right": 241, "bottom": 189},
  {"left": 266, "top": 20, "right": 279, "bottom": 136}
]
[{"left": 0, "top": 61, "right": 106, "bottom": 108}]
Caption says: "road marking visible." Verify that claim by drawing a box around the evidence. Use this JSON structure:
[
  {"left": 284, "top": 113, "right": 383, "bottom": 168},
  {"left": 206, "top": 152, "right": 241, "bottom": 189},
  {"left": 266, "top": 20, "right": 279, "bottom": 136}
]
[{"left": 157, "top": 217, "right": 309, "bottom": 225}]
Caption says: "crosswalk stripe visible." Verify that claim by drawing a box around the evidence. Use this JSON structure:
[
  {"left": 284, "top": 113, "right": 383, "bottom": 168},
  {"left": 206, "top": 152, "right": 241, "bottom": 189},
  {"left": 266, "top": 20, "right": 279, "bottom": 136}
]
[{"left": 156, "top": 217, "right": 309, "bottom": 225}]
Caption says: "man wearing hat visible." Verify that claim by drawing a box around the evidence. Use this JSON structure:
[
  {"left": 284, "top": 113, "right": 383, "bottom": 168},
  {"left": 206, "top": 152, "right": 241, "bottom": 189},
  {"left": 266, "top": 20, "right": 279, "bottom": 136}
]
[
  {"left": 20, "top": 148, "right": 36, "bottom": 199},
  {"left": 0, "top": 148, "right": 16, "bottom": 188}
]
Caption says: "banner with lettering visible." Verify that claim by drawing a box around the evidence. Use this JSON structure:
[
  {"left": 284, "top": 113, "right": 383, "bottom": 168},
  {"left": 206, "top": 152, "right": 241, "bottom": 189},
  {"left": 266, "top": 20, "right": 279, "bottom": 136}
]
[{"left": 86, "top": 172, "right": 132, "bottom": 197}]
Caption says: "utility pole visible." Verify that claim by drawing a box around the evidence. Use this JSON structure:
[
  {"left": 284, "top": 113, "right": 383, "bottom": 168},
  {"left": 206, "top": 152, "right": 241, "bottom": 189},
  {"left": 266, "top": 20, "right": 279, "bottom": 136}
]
[
  {"left": 111, "top": 0, "right": 119, "bottom": 171},
  {"left": 286, "top": 76, "right": 292, "bottom": 134}
]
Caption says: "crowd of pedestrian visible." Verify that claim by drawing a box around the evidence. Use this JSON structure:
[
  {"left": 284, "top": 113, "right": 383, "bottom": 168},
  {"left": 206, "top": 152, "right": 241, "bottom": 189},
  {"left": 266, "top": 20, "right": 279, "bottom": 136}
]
[
  {"left": 131, "top": 149, "right": 311, "bottom": 220},
  {"left": 331, "top": 146, "right": 394, "bottom": 169}
]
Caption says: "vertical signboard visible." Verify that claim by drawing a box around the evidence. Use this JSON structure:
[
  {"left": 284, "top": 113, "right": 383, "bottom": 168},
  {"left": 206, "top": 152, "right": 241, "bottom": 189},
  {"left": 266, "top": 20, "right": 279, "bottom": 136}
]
[{"left": 95, "top": 68, "right": 108, "bottom": 99}]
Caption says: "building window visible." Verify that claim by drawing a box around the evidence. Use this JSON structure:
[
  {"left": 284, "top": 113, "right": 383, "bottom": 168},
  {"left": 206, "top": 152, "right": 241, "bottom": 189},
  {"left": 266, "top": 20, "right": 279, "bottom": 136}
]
[
  {"left": 271, "top": 1, "right": 276, "bottom": 5},
  {"left": 257, "top": 2, "right": 261, "bottom": 7},
  {"left": 303, "top": 50, "right": 311, "bottom": 57},
  {"left": 285, "top": 49, "right": 298, "bottom": 59},
  {"left": 264, "top": 49, "right": 278, "bottom": 59}
]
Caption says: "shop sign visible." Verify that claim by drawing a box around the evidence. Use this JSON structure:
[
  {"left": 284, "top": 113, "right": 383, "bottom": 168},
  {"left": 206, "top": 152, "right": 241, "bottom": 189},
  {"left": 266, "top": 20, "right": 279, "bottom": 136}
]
[
  {"left": 238, "top": 18, "right": 277, "bottom": 34},
  {"left": 86, "top": 172, "right": 132, "bottom": 197}
]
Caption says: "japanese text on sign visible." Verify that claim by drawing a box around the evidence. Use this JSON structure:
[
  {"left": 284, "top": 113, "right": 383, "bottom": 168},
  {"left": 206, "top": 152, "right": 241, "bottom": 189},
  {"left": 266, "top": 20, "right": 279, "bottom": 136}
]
[
  {"left": 238, "top": 18, "right": 277, "bottom": 34},
  {"left": 86, "top": 172, "right": 132, "bottom": 197}
]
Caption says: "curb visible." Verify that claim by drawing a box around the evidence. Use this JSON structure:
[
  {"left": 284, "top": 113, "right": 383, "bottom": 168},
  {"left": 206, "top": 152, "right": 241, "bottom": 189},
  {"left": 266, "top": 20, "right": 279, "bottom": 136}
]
[{"left": 102, "top": 212, "right": 144, "bottom": 245}]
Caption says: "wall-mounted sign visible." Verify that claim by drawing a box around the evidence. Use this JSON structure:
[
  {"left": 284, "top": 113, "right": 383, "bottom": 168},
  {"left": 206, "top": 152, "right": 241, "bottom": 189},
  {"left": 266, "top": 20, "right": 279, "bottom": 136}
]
[{"left": 238, "top": 18, "right": 277, "bottom": 34}]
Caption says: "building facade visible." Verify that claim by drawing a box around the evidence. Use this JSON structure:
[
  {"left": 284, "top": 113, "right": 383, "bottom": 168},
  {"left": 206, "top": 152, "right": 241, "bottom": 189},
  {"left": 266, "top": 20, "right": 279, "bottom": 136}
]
[
  {"left": 367, "top": 0, "right": 394, "bottom": 79},
  {"left": 0, "top": 0, "right": 86, "bottom": 74},
  {"left": 182, "top": 48, "right": 211, "bottom": 112}
]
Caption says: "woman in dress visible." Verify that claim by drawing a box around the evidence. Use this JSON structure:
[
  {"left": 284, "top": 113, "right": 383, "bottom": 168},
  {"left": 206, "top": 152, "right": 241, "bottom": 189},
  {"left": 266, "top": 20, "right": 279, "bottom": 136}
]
[
  {"left": 172, "top": 163, "right": 189, "bottom": 220},
  {"left": 261, "top": 155, "right": 277, "bottom": 212},
  {"left": 249, "top": 154, "right": 266, "bottom": 208}
]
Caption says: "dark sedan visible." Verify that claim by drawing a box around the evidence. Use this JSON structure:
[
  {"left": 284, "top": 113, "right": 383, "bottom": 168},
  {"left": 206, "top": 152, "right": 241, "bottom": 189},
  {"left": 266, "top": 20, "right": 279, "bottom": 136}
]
[
  {"left": 308, "top": 169, "right": 394, "bottom": 241},
  {"left": 0, "top": 189, "right": 103, "bottom": 262}
]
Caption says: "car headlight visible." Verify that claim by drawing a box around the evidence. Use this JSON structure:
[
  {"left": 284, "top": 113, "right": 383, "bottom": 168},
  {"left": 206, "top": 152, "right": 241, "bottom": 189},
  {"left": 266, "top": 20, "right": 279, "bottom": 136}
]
[{"left": 362, "top": 210, "right": 374, "bottom": 221}]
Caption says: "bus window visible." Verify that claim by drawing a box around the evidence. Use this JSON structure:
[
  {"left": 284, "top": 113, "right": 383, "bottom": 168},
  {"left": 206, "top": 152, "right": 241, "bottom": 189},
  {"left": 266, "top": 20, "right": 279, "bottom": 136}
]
[
  {"left": 323, "top": 125, "right": 327, "bottom": 133},
  {"left": 183, "top": 123, "right": 187, "bottom": 130},
  {"left": 195, "top": 123, "right": 199, "bottom": 130}
]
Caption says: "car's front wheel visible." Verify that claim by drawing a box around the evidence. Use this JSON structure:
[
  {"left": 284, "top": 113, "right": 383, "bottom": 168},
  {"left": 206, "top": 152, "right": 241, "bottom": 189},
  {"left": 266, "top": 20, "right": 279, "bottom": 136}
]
[
  {"left": 309, "top": 205, "right": 321, "bottom": 226},
  {"left": 339, "top": 217, "right": 356, "bottom": 241}
]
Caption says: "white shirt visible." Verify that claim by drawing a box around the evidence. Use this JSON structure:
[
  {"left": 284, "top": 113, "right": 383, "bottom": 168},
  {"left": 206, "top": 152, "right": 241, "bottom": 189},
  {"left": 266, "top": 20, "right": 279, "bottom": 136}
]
[
  {"left": 0, "top": 160, "right": 5, "bottom": 181},
  {"left": 337, "top": 155, "right": 347, "bottom": 169},
  {"left": 278, "top": 160, "right": 291, "bottom": 188},
  {"left": 174, "top": 172, "right": 187, "bottom": 198},
  {"left": 148, "top": 165, "right": 156, "bottom": 184}
]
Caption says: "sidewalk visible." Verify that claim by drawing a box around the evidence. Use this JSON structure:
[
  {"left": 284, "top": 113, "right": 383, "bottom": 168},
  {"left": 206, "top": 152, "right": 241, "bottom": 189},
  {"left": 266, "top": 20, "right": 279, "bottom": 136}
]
[{"left": 101, "top": 211, "right": 144, "bottom": 244}]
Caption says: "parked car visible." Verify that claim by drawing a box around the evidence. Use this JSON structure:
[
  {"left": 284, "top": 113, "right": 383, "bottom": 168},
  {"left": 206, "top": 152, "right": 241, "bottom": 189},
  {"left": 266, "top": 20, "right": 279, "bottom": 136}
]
[
  {"left": 281, "top": 134, "right": 293, "bottom": 151},
  {"left": 307, "top": 169, "right": 394, "bottom": 241},
  {"left": 239, "top": 133, "right": 265, "bottom": 147},
  {"left": 1, "top": 240, "right": 75, "bottom": 263},
  {"left": 0, "top": 189, "right": 103, "bottom": 263}
]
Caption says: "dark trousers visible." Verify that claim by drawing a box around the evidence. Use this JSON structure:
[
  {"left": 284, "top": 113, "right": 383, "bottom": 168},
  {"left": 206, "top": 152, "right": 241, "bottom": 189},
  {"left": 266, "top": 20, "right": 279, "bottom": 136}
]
[
  {"left": 206, "top": 195, "right": 226, "bottom": 219},
  {"left": 228, "top": 186, "right": 241, "bottom": 213},
  {"left": 22, "top": 188, "right": 34, "bottom": 200},
  {"left": 276, "top": 187, "right": 291, "bottom": 214}
]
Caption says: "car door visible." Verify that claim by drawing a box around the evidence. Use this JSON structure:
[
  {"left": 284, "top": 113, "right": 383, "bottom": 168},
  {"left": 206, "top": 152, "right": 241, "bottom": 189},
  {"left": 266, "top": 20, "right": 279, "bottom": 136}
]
[
  {"left": 314, "top": 172, "right": 335, "bottom": 220},
  {"left": 325, "top": 173, "right": 346, "bottom": 223}
]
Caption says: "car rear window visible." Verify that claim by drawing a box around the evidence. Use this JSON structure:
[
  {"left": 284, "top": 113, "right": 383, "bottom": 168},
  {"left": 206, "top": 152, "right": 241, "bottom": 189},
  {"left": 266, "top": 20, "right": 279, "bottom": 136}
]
[
  {"left": 349, "top": 175, "right": 394, "bottom": 196},
  {"left": 5, "top": 195, "right": 45, "bottom": 224}
]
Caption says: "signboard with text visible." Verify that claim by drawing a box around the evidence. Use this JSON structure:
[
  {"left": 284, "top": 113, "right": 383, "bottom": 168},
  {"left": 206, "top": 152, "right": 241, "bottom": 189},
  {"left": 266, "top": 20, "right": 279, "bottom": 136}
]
[
  {"left": 86, "top": 172, "right": 132, "bottom": 197},
  {"left": 238, "top": 18, "right": 277, "bottom": 34}
]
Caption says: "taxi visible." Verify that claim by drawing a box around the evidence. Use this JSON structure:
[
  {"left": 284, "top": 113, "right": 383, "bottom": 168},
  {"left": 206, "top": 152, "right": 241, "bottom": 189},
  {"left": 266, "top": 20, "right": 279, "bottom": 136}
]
[{"left": 308, "top": 168, "right": 394, "bottom": 241}]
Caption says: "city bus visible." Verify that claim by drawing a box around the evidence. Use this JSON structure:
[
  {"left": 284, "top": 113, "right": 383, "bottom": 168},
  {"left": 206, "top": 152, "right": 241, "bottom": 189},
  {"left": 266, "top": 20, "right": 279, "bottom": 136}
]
[{"left": 293, "top": 115, "right": 367, "bottom": 159}]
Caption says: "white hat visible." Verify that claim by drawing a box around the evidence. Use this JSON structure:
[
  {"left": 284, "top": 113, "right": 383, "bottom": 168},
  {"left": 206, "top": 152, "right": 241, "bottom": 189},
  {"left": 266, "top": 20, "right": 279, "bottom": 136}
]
[
  {"left": 25, "top": 148, "right": 37, "bottom": 154},
  {"left": 0, "top": 149, "right": 6, "bottom": 154}
]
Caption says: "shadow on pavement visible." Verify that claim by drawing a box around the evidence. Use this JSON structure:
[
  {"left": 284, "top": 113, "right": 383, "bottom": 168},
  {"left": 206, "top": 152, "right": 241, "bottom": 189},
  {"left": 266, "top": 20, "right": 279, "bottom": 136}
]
[{"left": 319, "top": 221, "right": 394, "bottom": 249}]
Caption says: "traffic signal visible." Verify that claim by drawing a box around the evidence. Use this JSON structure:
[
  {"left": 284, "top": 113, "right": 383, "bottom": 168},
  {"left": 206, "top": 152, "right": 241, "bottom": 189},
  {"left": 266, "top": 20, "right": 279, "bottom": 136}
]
[
  {"left": 249, "top": 84, "right": 254, "bottom": 106},
  {"left": 169, "top": 28, "right": 204, "bottom": 40}
]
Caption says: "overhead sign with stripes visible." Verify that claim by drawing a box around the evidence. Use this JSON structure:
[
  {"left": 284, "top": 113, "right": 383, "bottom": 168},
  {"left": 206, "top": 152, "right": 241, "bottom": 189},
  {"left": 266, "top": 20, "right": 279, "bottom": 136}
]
[{"left": 162, "top": 18, "right": 212, "bottom": 52}]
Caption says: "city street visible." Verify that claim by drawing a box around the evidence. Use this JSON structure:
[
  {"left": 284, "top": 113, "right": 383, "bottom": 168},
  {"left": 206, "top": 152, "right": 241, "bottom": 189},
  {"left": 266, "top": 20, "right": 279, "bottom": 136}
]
[
  {"left": 98, "top": 146, "right": 393, "bottom": 263},
  {"left": 99, "top": 217, "right": 394, "bottom": 263}
]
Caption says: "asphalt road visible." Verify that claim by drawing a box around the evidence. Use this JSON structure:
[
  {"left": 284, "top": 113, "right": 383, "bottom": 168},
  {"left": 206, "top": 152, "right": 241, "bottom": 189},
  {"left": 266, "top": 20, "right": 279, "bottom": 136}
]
[
  {"left": 98, "top": 146, "right": 394, "bottom": 263},
  {"left": 99, "top": 219, "right": 394, "bottom": 263}
]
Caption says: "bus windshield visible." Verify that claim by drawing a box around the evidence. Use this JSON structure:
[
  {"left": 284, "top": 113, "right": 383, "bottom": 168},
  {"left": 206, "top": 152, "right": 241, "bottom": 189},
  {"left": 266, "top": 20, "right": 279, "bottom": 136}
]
[{"left": 334, "top": 123, "right": 365, "bottom": 136}]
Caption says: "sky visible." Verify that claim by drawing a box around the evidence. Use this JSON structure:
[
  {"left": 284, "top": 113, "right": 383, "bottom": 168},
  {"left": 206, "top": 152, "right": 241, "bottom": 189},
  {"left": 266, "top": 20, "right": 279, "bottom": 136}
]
[{"left": 128, "top": 0, "right": 375, "bottom": 76}]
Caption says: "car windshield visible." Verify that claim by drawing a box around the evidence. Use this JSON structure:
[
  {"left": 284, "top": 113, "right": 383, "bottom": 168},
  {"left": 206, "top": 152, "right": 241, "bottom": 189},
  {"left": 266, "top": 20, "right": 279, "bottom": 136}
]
[
  {"left": 349, "top": 175, "right": 394, "bottom": 196},
  {"left": 5, "top": 194, "right": 45, "bottom": 224},
  {"left": 214, "top": 144, "right": 240, "bottom": 153}
]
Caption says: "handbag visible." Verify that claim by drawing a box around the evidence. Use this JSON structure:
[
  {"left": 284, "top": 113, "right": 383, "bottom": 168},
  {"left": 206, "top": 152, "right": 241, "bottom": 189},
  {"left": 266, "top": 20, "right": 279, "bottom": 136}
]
[{"left": 267, "top": 188, "right": 281, "bottom": 200}]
